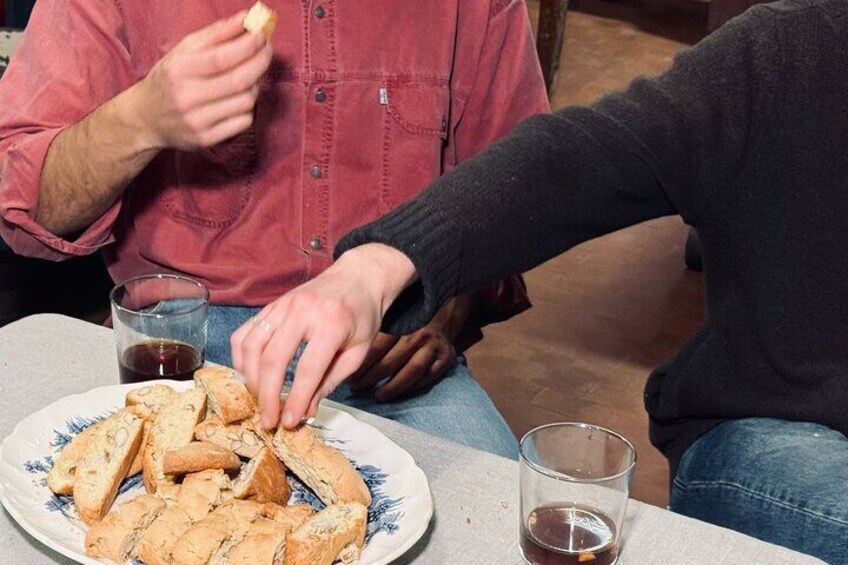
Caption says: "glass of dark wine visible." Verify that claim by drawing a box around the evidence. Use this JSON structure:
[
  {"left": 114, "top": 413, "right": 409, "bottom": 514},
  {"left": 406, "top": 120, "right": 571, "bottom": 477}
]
[
  {"left": 110, "top": 274, "right": 210, "bottom": 384},
  {"left": 519, "top": 423, "right": 636, "bottom": 565}
]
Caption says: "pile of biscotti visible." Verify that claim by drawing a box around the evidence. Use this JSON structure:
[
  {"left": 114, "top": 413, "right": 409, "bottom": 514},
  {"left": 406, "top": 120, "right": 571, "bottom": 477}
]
[{"left": 45, "top": 366, "right": 372, "bottom": 565}]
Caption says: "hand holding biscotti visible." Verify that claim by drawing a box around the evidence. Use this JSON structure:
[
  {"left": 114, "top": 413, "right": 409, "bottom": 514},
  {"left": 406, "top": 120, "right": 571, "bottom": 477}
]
[
  {"left": 34, "top": 8, "right": 274, "bottom": 236},
  {"left": 131, "top": 10, "right": 272, "bottom": 151}
]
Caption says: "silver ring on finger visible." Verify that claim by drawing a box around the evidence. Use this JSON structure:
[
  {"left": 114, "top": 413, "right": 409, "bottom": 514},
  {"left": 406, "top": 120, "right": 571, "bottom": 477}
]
[{"left": 250, "top": 316, "right": 272, "bottom": 332}]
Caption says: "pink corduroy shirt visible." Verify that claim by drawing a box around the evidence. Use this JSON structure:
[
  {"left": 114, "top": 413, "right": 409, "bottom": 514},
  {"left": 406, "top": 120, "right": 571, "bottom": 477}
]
[{"left": 0, "top": 0, "right": 549, "bottom": 332}]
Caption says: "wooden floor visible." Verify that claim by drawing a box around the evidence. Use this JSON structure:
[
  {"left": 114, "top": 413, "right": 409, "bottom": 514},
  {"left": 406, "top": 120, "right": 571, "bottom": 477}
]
[{"left": 468, "top": 0, "right": 709, "bottom": 507}]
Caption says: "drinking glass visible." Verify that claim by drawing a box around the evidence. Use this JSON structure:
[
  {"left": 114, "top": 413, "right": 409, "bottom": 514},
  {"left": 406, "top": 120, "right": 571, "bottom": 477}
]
[
  {"left": 110, "top": 274, "right": 209, "bottom": 384},
  {"left": 519, "top": 422, "right": 636, "bottom": 565}
]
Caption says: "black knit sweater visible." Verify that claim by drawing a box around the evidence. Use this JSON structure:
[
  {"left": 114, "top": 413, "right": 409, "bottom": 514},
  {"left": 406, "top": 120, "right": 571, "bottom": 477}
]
[{"left": 337, "top": 0, "right": 848, "bottom": 474}]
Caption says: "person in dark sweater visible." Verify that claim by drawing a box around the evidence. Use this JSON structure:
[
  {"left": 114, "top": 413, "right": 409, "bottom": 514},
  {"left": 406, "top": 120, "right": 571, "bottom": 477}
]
[{"left": 232, "top": 0, "right": 848, "bottom": 561}]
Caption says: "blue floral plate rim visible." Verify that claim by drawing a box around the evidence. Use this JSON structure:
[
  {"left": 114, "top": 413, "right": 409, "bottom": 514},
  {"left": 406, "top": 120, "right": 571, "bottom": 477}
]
[{"left": 0, "top": 379, "right": 434, "bottom": 565}]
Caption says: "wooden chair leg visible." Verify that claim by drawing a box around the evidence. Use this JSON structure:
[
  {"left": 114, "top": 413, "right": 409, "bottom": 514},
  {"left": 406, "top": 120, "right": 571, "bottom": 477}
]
[{"left": 536, "top": 0, "right": 569, "bottom": 94}]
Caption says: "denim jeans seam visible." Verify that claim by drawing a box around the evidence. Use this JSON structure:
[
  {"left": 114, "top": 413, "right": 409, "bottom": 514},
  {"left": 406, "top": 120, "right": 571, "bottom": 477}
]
[{"left": 677, "top": 479, "right": 848, "bottom": 527}]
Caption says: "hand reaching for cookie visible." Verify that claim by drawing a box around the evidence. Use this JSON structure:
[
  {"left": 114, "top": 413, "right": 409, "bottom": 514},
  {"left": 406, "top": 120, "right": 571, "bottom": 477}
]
[{"left": 231, "top": 244, "right": 418, "bottom": 429}]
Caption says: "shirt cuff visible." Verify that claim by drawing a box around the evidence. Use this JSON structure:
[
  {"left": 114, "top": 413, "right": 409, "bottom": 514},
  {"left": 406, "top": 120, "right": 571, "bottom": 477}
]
[
  {"left": 0, "top": 128, "right": 117, "bottom": 260},
  {"left": 335, "top": 197, "right": 464, "bottom": 336}
]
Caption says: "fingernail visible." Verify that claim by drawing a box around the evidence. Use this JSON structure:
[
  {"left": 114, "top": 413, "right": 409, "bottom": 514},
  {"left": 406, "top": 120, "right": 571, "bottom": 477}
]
[
  {"left": 282, "top": 409, "right": 296, "bottom": 428},
  {"left": 255, "top": 34, "right": 266, "bottom": 47},
  {"left": 260, "top": 413, "right": 273, "bottom": 429}
]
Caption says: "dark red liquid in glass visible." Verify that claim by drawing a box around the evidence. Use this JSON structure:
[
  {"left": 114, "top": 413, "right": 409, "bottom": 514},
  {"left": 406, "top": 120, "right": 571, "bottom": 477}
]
[
  {"left": 520, "top": 505, "right": 618, "bottom": 565},
  {"left": 119, "top": 340, "right": 202, "bottom": 384}
]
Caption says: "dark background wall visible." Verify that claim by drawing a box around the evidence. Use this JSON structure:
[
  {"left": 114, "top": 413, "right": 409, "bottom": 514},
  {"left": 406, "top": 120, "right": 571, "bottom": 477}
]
[
  {"left": 3, "top": 0, "right": 36, "bottom": 29},
  {"left": 0, "top": 1, "right": 114, "bottom": 328}
]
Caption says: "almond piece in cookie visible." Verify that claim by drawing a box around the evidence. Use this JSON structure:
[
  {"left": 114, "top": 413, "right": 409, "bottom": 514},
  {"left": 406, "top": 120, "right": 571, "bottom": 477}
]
[
  {"left": 262, "top": 502, "right": 315, "bottom": 531},
  {"left": 169, "top": 499, "right": 265, "bottom": 565},
  {"left": 284, "top": 503, "right": 368, "bottom": 565},
  {"left": 132, "top": 505, "right": 193, "bottom": 565},
  {"left": 143, "top": 388, "right": 207, "bottom": 494},
  {"left": 223, "top": 516, "right": 290, "bottom": 565},
  {"left": 46, "top": 420, "right": 102, "bottom": 495},
  {"left": 232, "top": 446, "right": 290, "bottom": 504},
  {"left": 178, "top": 469, "right": 233, "bottom": 522},
  {"left": 126, "top": 420, "right": 150, "bottom": 478},
  {"left": 194, "top": 366, "right": 256, "bottom": 424},
  {"left": 85, "top": 494, "right": 165, "bottom": 561},
  {"left": 163, "top": 441, "right": 241, "bottom": 475},
  {"left": 155, "top": 483, "right": 182, "bottom": 507},
  {"left": 255, "top": 421, "right": 371, "bottom": 507},
  {"left": 74, "top": 408, "right": 146, "bottom": 525},
  {"left": 48, "top": 404, "right": 150, "bottom": 495},
  {"left": 207, "top": 502, "right": 310, "bottom": 565},
  {"left": 194, "top": 418, "right": 263, "bottom": 459},
  {"left": 126, "top": 383, "right": 178, "bottom": 415}
]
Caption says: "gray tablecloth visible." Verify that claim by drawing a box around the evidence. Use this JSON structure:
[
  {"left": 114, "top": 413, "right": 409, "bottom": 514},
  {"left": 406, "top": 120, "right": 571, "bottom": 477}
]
[
  {"left": 0, "top": 314, "right": 825, "bottom": 564},
  {"left": 0, "top": 29, "right": 23, "bottom": 73}
]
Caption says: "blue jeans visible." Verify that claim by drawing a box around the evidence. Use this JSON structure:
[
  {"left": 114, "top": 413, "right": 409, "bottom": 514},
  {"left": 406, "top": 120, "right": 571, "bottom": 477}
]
[
  {"left": 205, "top": 305, "right": 518, "bottom": 460},
  {"left": 671, "top": 418, "right": 848, "bottom": 564}
]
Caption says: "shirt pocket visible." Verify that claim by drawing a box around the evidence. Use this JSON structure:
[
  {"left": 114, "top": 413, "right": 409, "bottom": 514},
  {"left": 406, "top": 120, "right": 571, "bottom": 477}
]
[
  {"left": 159, "top": 128, "right": 258, "bottom": 229},
  {"left": 380, "top": 82, "right": 449, "bottom": 212}
]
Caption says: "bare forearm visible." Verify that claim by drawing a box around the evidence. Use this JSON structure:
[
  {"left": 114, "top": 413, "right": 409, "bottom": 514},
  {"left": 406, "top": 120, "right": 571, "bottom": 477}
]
[
  {"left": 36, "top": 11, "right": 273, "bottom": 237},
  {"left": 37, "top": 84, "right": 158, "bottom": 236}
]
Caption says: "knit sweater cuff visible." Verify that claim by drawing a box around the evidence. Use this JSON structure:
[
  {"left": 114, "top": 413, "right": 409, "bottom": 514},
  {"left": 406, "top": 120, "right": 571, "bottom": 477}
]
[{"left": 335, "top": 198, "right": 463, "bottom": 336}]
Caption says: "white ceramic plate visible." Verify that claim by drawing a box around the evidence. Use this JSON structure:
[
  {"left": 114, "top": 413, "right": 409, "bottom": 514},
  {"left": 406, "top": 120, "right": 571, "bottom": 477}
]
[{"left": 0, "top": 380, "right": 433, "bottom": 564}]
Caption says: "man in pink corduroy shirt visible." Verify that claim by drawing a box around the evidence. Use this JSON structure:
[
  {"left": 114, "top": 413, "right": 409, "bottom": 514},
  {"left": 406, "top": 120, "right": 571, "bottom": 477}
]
[{"left": 0, "top": 0, "right": 549, "bottom": 456}]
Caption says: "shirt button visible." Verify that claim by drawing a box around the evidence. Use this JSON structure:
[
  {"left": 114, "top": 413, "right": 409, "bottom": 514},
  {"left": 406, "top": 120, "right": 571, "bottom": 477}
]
[
  {"left": 310, "top": 165, "right": 322, "bottom": 179},
  {"left": 315, "top": 89, "right": 326, "bottom": 103},
  {"left": 309, "top": 238, "right": 324, "bottom": 251},
  {"left": 314, "top": 6, "right": 325, "bottom": 18}
]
